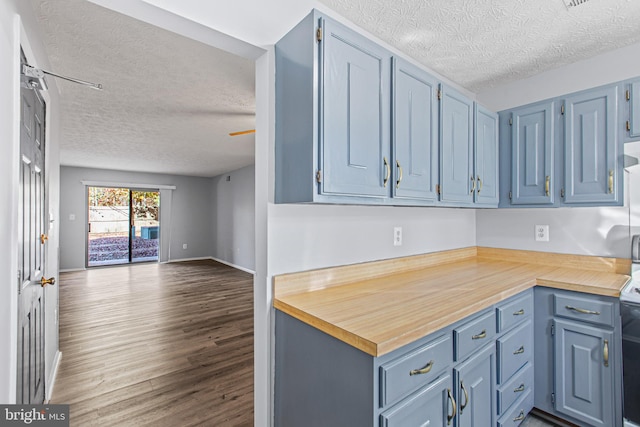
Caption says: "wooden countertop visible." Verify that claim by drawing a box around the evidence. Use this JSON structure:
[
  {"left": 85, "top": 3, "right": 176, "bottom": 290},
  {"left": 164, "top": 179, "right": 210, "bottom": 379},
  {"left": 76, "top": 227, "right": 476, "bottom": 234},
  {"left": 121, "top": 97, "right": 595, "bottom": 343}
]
[{"left": 273, "top": 247, "right": 631, "bottom": 357}]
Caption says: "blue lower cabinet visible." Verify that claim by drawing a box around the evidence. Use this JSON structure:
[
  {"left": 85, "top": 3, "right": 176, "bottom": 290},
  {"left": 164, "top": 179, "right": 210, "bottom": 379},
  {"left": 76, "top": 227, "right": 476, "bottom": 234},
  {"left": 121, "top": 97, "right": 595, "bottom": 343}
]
[
  {"left": 497, "top": 390, "right": 533, "bottom": 427},
  {"left": 455, "top": 343, "right": 496, "bottom": 427},
  {"left": 380, "top": 373, "right": 453, "bottom": 427}
]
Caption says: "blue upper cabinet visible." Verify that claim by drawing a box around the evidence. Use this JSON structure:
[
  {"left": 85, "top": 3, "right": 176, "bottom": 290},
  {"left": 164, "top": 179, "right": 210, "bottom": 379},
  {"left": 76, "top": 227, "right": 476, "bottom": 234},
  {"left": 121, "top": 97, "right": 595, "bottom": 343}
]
[
  {"left": 439, "top": 84, "right": 474, "bottom": 205},
  {"left": 321, "top": 18, "right": 391, "bottom": 198},
  {"left": 563, "top": 86, "right": 620, "bottom": 205},
  {"left": 474, "top": 104, "right": 499, "bottom": 206},
  {"left": 275, "top": 11, "right": 391, "bottom": 204},
  {"left": 391, "top": 58, "right": 438, "bottom": 204},
  {"left": 510, "top": 101, "right": 555, "bottom": 206},
  {"left": 625, "top": 79, "right": 640, "bottom": 141}
]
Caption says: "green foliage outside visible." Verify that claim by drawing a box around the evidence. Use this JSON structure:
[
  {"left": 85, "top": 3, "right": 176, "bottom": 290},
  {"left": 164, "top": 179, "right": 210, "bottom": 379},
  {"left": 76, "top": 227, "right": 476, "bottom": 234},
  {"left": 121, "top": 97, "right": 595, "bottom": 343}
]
[{"left": 89, "top": 187, "right": 160, "bottom": 220}]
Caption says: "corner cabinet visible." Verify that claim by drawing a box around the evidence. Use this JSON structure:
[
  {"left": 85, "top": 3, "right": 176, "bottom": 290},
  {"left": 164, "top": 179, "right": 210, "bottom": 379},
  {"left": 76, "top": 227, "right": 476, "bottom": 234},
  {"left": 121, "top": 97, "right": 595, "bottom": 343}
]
[
  {"left": 499, "top": 83, "right": 623, "bottom": 207},
  {"left": 275, "top": 11, "right": 390, "bottom": 204},
  {"left": 534, "top": 287, "right": 623, "bottom": 427}
]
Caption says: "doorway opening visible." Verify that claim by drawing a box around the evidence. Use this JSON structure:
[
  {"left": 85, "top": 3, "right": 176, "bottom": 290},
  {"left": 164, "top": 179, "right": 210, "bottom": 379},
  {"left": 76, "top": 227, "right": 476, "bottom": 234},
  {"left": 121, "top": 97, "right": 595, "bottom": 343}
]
[{"left": 87, "top": 186, "right": 160, "bottom": 267}]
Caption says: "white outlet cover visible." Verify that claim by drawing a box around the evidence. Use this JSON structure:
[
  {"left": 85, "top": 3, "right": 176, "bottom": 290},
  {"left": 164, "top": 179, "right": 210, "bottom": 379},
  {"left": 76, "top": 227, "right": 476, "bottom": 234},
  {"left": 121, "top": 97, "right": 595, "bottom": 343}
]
[
  {"left": 394, "top": 227, "right": 402, "bottom": 247},
  {"left": 535, "top": 225, "right": 550, "bottom": 242}
]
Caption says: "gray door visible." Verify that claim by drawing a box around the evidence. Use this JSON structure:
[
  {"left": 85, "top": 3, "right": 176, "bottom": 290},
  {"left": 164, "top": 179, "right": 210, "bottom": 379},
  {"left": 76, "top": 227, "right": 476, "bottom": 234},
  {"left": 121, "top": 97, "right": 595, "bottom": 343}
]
[
  {"left": 455, "top": 344, "right": 495, "bottom": 427},
  {"left": 17, "top": 55, "right": 48, "bottom": 404},
  {"left": 321, "top": 18, "right": 390, "bottom": 198}
]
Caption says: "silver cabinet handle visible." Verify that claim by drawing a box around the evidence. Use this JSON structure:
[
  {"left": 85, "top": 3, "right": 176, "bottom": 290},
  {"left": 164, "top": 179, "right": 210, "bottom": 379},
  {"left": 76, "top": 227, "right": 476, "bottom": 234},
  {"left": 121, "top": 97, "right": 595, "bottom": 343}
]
[
  {"left": 513, "top": 410, "right": 525, "bottom": 422},
  {"left": 513, "top": 346, "right": 525, "bottom": 355},
  {"left": 409, "top": 360, "right": 433, "bottom": 376},
  {"left": 460, "top": 381, "right": 469, "bottom": 414},
  {"left": 383, "top": 157, "right": 390, "bottom": 187},
  {"left": 472, "top": 329, "right": 486, "bottom": 340},
  {"left": 396, "top": 160, "right": 403, "bottom": 189},
  {"left": 514, "top": 383, "right": 525, "bottom": 393},
  {"left": 513, "top": 309, "right": 525, "bottom": 316},
  {"left": 565, "top": 305, "right": 600, "bottom": 315},
  {"left": 604, "top": 339, "right": 609, "bottom": 367},
  {"left": 447, "top": 388, "right": 457, "bottom": 426}
]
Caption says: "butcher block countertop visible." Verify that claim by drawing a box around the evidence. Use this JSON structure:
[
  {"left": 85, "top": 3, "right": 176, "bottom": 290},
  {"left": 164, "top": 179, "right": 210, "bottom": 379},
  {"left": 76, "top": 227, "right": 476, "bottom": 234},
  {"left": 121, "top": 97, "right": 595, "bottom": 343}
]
[{"left": 273, "top": 247, "right": 631, "bottom": 357}]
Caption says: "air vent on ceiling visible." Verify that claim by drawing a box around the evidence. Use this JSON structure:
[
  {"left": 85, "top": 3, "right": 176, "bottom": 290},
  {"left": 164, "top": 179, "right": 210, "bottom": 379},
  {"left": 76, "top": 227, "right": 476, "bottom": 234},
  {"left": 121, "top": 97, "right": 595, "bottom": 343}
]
[{"left": 562, "top": 0, "right": 591, "bottom": 9}]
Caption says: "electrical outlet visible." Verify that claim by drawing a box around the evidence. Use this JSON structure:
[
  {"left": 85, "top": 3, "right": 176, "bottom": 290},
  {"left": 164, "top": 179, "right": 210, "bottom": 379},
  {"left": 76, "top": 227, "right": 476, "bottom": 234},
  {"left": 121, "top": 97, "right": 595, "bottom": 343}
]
[
  {"left": 535, "top": 225, "right": 549, "bottom": 242},
  {"left": 183, "top": 243, "right": 188, "bottom": 250},
  {"left": 394, "top": 227, "right": 402, "bottom": 246}
]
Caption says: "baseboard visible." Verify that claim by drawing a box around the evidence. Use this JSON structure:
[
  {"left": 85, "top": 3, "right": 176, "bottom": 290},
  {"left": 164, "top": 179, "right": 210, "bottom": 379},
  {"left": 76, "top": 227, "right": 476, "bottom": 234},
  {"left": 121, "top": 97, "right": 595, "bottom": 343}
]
[
  {"left": 210, "top": 257, "right": 255, "bottom": 275},
  {"left": 59, "top": 267, "right": 86, "bottom": 273},
  {"left": 45, "top": 351, "right": 62, "bottom": 402},
  {"left": 167, "top": 256, "right": 215, "bottom": 263}
]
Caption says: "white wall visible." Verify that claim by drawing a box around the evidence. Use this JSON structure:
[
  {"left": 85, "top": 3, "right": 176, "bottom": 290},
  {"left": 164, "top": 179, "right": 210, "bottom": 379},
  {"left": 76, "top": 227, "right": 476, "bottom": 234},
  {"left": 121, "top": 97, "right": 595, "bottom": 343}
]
[
  {"left": 211, "top": 165, "right": 256, "bottom": 272},
  {"left": 476, "top": 43, "right": 640, "bottom": 259},
  {"left": 0, "top": 0, "right": 61, "bottom": 403},
  {"left": 59, "top": 166, "right": 215, "bottom": 270}
]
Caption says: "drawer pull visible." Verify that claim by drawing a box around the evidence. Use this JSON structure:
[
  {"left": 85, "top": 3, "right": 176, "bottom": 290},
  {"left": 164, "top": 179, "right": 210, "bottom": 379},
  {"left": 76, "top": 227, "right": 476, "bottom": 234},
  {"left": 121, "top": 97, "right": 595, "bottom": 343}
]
[
  {"left": 514, "top": 383, "right": 525, "bottom": 393},
  {"left": 513, "top": 410, "right": 525, "bottom": 422},
  {"left": 460, "top": 381, "right": 469, "bottom": 414},
  {"left": 383, "top": 157, "right": 390, "bottom": 187},
  {"left": 409, "top": 360, "right": 434, "bottom": 376},
  {"left": 447, "top": 388, "right": 457, "bottom": 426},
  {"left": 604, "top": 339, "right": 609, "bottom": 367},
  {"left": 396, "top": 160, "right": 403, "bottom": 189},
  {"left": 513, "top": 346, "right": 525, "bottom": 355},
  {"left": 565, "top": 305, "right": 600, "bottom": 315},
  {"left": 513, "top": 309, "right": 525, "bottom": 316},
  {"left": 471, "top": 329, "right": 487, "bottom": 340}
]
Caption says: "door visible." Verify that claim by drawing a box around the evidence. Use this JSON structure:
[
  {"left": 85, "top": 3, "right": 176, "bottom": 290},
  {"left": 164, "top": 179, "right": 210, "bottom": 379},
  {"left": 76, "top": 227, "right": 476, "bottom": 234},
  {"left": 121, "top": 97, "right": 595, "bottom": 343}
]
[
  {"left": 87, "top": 187, "right": 159, "bottom": 266},
  {"left": 474, "top": 104, "right": 499, "bottom": 206},
  {"left": 321, "top": 17, "right": 391, "bottom": 198},
  {"left": 440, "top": 84, "right": 474, "bottom": 205},
  {"left": 392, "top": 57, "right": 438, "bottom": 203},
  {"left": 563, "top": 86, "right": 619, "bottom": 204},
  {"left": 455, "top": 344, "right": 495, "bottom": 427},
  {"left": 17, "top": 55, "right": 48, "bottom": 404},
  {"left": 510, "top": 101, "right": 555, "bottom": 205},
  {"left": 553, "top": 319, "right": 614, "bottom": 427}
]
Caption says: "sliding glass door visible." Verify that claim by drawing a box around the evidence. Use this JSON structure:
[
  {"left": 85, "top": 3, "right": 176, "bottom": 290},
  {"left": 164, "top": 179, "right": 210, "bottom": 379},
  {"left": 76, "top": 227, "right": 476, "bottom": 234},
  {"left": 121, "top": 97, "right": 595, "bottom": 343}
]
[{"left": 87, "top": 187, "right": 160, "bottom": 267}]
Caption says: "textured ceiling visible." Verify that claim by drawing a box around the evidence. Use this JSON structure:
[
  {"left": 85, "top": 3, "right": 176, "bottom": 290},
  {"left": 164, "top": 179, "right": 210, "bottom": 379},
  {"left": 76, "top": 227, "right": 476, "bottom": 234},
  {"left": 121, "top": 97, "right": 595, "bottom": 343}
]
[
  {"left": 31, "top": 0, "right": 255, "bottom": 178},
  {"left": 318, "top": 0, "right": 640, "bottom": 92}
]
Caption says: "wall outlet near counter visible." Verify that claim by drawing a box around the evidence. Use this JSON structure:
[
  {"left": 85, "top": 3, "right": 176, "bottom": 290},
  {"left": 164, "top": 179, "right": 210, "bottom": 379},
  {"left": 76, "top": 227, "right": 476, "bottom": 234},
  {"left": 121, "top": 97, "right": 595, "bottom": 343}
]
[
  {"left": 535, "top": 225, "right": 549, "bottom": 242},
  {"left": 183, "top": 243, "right": 188, "bottom": 250},
  {"left": 394, "top": 227, "right": 402, "bottom": 246}
]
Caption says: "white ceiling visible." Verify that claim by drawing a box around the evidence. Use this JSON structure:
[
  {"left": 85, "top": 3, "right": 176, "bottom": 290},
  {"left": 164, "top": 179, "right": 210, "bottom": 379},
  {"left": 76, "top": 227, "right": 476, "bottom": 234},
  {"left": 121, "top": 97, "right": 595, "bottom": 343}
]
[
  {"left": 318, "top": 0, "right": 640, "bottom": 92},
  {"left": 30, "top": 0, "right": 640, "bottom": 178},
  {"left": 31, "top": 0, "right": 256, "bottom": 178}
]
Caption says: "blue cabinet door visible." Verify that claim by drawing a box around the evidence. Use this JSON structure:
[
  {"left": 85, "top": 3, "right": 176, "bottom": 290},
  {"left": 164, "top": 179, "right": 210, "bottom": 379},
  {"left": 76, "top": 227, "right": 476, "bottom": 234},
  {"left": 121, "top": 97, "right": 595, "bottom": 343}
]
[
  {"left": 510, "top": 101, "right": 555, "bottom": 205},
  {"left": 392, "top": 58, "right": 438, "bottom": 203},
  {"left": 379, "top": 373, "right": 452, "bottom": 427},
  {"left": 553, "top": 318, "right": 614, "bottom": 427},
  {"left": 321, "top": 18, "right": 391, "bottom": 198},
  {"left": 563, "top": 86, "right": 619, "bottom": 204},
  {"left": 629, "top": 81, "right": 640, "bottom": 140},
  {"left": 474, "top": 104, "right": 499, "bottom": 206},
  {"left": 440, "top": 84, "right": 474, "bottom": 205},
  {"left": 455, "top": 343, "right": 496, "bottom": 427}
]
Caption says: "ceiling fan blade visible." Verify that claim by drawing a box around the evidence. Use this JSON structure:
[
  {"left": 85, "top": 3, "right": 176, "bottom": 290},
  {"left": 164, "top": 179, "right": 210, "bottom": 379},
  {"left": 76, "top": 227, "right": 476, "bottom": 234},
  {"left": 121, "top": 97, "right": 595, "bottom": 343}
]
[{"left": 229, "top": 129, "right": 256, "bottom": 136}]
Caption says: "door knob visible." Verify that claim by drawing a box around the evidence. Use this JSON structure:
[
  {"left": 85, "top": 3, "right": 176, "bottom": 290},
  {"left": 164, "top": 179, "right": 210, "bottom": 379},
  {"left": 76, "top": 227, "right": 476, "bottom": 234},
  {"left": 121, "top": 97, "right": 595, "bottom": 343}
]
[
  {"left": 40, "top": 277, "right": 55, "bottom": 287},
  {"left": 40, "top": 234, "right": 48, "bottom": 244}
]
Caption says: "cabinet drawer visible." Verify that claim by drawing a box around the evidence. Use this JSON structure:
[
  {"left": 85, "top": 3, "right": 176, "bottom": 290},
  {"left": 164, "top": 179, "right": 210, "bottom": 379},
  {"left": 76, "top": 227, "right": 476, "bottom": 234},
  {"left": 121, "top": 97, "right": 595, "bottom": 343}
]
[
  {"left": 454, "top": 311, "right": 496, "bottom": 361},
  {"left": 497, "top": 320, "right": 533, "bottom": 384},
  {"left": 497, "top": 389, "right": 533, "bottom": 427},
  {"left": 496, "top": 292, "right": 533, "bottom": 333},
  {"left": 554, "top": 293, "right": 615, "bottom": 327},
  {"left": 380, "top": 334, "right": 452, "bottom": 407},
  {"left": 497, "top": 363, "right": 533, "bottom": 415}
]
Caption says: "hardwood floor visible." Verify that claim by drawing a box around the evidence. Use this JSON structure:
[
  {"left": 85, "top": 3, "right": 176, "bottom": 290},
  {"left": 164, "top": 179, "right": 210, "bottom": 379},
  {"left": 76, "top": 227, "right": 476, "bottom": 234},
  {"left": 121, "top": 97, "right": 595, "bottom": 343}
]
[{"left": 51, "top": 260, "right": 254, "bottom": 426}]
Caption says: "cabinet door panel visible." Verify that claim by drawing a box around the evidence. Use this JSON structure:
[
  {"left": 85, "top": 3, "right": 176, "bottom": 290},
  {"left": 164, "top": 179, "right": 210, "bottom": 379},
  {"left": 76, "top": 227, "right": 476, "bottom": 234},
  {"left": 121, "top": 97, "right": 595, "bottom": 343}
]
[
  {"left": 455, "top": 344, "right": 495, "bottom": 427},
  {"left": 440, "top": 85, "right": 474, "bottom": 204},
  {"left": 563, "top": 86, "right": 618, "bottom": 204},
  {"left": 630, "top": 81, "right": 640, "bottom": 139},
  {"left": 392, "top": 58, "right": 438, "bottom": 202},
  {"left": 474, "top": 104, "right": 499, "bottom": 205},
  {"left": 553, "top": 319, "right": 614, "bottom": 427},
  {"left": 380, "top": 373, "right": 452, "bottom": 427},
  {"left": 511, "top": 101, "right": 554, "bottom": 205},
  {"left": 322, "top": 19, "right": 390, "bottom": 198}
]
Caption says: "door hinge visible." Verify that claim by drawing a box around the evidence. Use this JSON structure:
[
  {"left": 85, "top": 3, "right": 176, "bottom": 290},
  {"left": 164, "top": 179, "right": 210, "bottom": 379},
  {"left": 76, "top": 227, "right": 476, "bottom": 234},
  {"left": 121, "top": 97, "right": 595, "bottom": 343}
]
[
  {"left": 551, "top": 392, "right": 555, "bottom": 404},
  {"left": 551, "top": 323, "right": 555, "bottom": 336},
  {"left": 560, "top": 188, "right": 565, "bottom": 198},
  {"left": 508, "top": 191, "right": 512, "bottom": 200},
  {"left": 509, "top": 118, "right": 513, "bottom": 126},
  {"left": 316, "top": 27, "right": 322, "bottom": 42},
  {"left": 437, "top": 89, "right": 442, "bottom": 101},
  {"left": 561, "top": 104, "right": 565, "bottom": 115},
  {"left": 316, "top": 170, "right": 322, "bottom": 183},
  {"left": 627, "top": 89, "right": 631, "bottom": 101},
  {"left": 436, "top": 184, "right": 441, "bottom": 195},
  {"left": 628, "top": 120, "right": 631, "bottom": 132}
]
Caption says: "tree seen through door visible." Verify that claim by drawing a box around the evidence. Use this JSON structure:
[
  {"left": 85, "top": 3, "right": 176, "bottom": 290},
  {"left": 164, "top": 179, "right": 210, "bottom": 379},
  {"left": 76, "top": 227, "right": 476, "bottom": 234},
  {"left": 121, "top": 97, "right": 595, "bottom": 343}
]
[{"left": 87, "top": 187, "right": 160, "bottom": 266}]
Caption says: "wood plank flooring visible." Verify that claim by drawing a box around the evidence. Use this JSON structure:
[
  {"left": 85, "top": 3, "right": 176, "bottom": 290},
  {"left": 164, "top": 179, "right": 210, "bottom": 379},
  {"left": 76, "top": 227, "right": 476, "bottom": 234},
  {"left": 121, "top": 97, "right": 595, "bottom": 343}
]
[{"left": 50, "top": 260, "right": 254, "bottom": 426}]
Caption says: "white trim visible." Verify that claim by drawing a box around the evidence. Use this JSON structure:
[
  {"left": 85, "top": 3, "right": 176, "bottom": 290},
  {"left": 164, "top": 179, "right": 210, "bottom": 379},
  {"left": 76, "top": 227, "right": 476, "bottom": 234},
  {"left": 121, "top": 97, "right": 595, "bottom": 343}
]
[
  {"left": 59, "top": 268, "right": 86, "bottom": 273},
  {"left": 81, "top": 180, "right": 176, "bottom": 190},
  {"left": 167, "top": 256, "right": 213, "bottom": 263},
  {"left": 45, "top": 350, "right": 61, "bottom": 402},
  {"left": 211, "top": 257, "right": 255, "bottom": 275}
]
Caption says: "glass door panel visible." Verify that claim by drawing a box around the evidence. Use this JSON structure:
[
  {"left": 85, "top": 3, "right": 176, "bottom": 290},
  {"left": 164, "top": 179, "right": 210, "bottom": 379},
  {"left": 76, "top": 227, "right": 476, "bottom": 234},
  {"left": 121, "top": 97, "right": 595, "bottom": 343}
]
[
  {"left": 131, "top": 190, "right": 159, "bottom": 263},
  {"left": 87, "top": 187, "right": 130, "bottom": 267}
]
